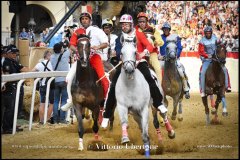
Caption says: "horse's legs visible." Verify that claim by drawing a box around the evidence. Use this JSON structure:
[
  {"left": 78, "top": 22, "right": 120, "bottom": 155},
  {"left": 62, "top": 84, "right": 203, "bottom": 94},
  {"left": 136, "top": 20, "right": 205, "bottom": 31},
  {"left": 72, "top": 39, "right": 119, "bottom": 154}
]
[
  {"left": 109, "top": 105, "right": 116, "bottom": 131},
  {"left": 171, "top": 96, "right": 179, "bottom": 120},
  {"left": 92, "top": 107, "right": 100, "bottom": 140},
  {"left": 74, "top": 104, "right": 84, "bottom": 151},
  {"left": 151, "top": 107, "right": 163, "bottom": 142},
  {"left": 177, "top": 98, "right": 183, "bottom": 121},
  {"left": 210, "top": 95, "right": 216, "bottom": 114},
  {"left": 211, "top": 94, "right": 222, "bottom": 123},
  {"left": 221, "top": 96, "right": 228, "bottom": 116},
  {"left": 202, "top": 96, "right": 210, "bottom": 125},
  {"left": 160, "top": 112, "right": 175, "bottom": 139},
  {"left": 141, "top": 106, "right": 150, "bottom": 157},
  {"left": 163, "top": 95, "right": 168, "bottom": 108},
  {"left": 116, "top": 103, "right": 130, "bottom": 144}
]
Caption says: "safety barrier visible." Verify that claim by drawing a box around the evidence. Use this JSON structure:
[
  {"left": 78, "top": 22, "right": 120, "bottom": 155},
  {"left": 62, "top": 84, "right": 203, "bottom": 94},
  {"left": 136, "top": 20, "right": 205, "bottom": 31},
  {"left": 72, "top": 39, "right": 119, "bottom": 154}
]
[{"left": 1, "top": 71, "right": 68, "bottom": 135}]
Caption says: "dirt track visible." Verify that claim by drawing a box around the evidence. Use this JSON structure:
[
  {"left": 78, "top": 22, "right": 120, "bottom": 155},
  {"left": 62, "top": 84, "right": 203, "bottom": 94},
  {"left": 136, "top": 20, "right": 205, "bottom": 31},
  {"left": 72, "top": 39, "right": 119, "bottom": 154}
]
[{"left": 2, "top": 93, "right": 239, "bottom": 159}]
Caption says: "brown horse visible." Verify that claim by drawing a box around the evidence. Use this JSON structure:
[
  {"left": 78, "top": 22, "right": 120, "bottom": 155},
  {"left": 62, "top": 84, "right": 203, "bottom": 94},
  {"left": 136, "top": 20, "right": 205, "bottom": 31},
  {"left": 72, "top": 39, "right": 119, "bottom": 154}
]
[
  {"left": 202, "top": 42, "right": 228, "bottom": 125},
  {"left": 71, "top": 34, "right": 115, "bottom": 151},
  {"left": 162, "top": 40, "right": 184, "bottom": 121}
]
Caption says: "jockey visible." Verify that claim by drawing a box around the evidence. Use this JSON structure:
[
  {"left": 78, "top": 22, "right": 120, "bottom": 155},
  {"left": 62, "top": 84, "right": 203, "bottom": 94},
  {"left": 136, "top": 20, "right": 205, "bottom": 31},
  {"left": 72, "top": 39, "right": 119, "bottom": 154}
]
[
  {"left": 61, "top": 12, "right": 110, "bottom": 111},
  {"left": 160, "top": 22, "right": 190, "bottom": 99},
  {"left": 136, "top": 12, "right": 164, "bottom": 83},
  {"left": 101, "top": 14, "right": 174, "bottom": 135},
  {"left": 198, "top": 26, "right": 231, "bottom": 97},
  {"left": 101, "top": 18, "right": 118, "bottom": 65}
]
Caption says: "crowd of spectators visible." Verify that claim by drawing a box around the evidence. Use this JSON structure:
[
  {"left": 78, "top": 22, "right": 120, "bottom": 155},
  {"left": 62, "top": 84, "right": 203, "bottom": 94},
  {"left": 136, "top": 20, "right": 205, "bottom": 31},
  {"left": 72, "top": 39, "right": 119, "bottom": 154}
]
[{"left": 146, "top": 1, "right": 239, "bottom": 52}]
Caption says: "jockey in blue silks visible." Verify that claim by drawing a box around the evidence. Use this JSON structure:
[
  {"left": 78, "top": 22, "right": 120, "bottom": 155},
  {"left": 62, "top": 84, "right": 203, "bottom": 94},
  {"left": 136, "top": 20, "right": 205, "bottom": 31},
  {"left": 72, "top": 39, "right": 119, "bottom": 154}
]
[
  {"left": 159, "top": 22, "right": 190, "bottom": 99},
  {"left": 198, "top": 26, "right": 231, "bottom": 97}
]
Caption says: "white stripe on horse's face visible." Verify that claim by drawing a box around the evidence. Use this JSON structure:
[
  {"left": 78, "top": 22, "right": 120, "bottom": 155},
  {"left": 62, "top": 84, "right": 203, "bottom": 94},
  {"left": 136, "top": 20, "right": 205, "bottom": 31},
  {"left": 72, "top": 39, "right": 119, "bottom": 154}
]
[{"left": 121, "top": 43, "right": 136, "bottom": 63}]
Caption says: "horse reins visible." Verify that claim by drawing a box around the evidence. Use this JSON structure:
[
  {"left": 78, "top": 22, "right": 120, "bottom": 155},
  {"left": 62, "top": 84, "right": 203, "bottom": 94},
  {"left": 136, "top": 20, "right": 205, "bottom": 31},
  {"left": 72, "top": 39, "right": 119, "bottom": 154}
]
[{"left": 96, "top": 61, "right": 123, "bottom": 84}]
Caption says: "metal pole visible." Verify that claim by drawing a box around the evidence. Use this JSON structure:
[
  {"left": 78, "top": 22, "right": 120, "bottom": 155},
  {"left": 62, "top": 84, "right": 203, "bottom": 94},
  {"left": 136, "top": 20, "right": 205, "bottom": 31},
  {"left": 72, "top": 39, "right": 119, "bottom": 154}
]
[
  {"left": 44, "top": 1, "right": 83, "bottom": 44},
  {"left": 15, "top": 13, "right": 20, "bottom": 48}
]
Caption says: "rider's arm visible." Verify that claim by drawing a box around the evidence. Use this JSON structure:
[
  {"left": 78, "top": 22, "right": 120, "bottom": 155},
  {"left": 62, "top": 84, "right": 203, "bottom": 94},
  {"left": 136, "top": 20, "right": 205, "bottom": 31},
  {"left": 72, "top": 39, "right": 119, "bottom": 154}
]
[
  {"left": 136, "top": 30, "right": 154, "bottom": 53},
  {"left": 198, "top": 42, "right": 208, "bottom": 58},
  {"left": 154, "top": 28, "right": 164, "bottom": 47},
  {"left": 115, "top": 36, "right": 122, "bottom": 60},
  {"left": 176, "top": 36, "right": 183, "bottom": 58}
]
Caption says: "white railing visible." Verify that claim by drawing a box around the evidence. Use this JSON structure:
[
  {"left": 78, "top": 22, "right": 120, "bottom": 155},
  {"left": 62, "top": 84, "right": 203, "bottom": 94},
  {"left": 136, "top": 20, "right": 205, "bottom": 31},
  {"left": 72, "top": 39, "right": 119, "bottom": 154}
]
[{"left": 1, "top": 71, "right": 68, "bottom": 135}]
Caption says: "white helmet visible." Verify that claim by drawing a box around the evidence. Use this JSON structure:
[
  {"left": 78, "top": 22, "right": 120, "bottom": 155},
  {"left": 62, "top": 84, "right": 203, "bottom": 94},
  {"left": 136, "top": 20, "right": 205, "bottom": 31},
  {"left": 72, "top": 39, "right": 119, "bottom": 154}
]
[
  {"left": 102, "top": 18, "right": 113, "bottom": 27},
  {"left": 120, "top": 14, "right": 133, "bottom": 24}
]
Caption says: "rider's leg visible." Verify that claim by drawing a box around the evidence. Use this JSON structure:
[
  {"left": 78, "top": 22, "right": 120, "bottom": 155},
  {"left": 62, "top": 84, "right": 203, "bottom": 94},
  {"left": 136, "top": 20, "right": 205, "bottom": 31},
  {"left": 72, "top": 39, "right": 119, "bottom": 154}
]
[
  {"left": 90, "top": 54, "right": 110, "bottom": 99},
  {"left": 137, "top": 62, "right": 167, "bottom": 114},
  {"left": 61, "top": 61, "right": 77, "bottom": 111},
  {"left": 176, "top": 59, "right": 190, "bottom": 99},
  {"left": 149, "top": 53, "right": 165, "bottom": 125},
  {"left": 221, "top": 65, "right": 231, "bottom": 92},
  {"left": 101, "top": 65, "right": 122, "bottom": 128},
  {"left": 150, "top": 52, "right": 162, "bottom": 83},
  {"left": 200, "top": 60, "right": 211, "bottom": 97}
]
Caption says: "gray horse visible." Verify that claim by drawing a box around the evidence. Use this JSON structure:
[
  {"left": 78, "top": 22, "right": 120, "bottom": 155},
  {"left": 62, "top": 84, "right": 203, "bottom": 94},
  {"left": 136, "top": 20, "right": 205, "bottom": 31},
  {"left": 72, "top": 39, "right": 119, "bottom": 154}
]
[
  {"left": 115, "top": 43, "right": 151, "bottom": 157},
  {"left": 162, "top": 35, "right": 184, "bottom": 121}
]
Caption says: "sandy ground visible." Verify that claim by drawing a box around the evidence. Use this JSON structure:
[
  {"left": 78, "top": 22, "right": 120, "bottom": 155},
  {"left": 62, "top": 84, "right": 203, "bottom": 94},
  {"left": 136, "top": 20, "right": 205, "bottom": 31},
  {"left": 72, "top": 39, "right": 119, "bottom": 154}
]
[{"left": 2, "top": 93, "right": 239, "bottom": 159}]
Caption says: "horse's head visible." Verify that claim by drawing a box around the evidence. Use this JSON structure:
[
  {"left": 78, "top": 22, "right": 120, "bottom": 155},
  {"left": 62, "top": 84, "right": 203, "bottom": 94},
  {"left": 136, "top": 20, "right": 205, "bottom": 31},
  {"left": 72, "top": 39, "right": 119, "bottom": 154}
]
[
  {"left": 165, "top": 34, "right": 178, "bottom": 63},
  {"left": 165, "top": 42, "right": 177, "bottom": 63},
  {"left": 213, "top": 42, "right": 227, "bottom": 64},
  {"left": 77, "top": 34, "right": 91, "bottom": 67},
  {"left": 121, "top": 43, "right": 136, "bottom": 79}
]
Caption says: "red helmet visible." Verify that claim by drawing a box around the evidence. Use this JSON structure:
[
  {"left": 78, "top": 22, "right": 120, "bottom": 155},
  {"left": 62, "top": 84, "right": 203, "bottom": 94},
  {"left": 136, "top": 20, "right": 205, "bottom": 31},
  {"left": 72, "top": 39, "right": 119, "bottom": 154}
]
[{"left": 137, "top": 12, "right": 148, "bottom": 21}]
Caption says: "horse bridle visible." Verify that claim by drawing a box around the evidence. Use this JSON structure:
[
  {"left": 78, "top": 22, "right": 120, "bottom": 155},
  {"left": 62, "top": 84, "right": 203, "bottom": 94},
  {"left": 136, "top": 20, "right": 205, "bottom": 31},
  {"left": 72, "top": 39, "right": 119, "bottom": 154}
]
[
  {"left": 77, "top": 37, "right": 90, "bottom": 63},
  {"left": 213, "top": 44, "right": 226, "bottom": 64},
  {"left": 122, "top": 60, "right": 136, "bottom": 73}
]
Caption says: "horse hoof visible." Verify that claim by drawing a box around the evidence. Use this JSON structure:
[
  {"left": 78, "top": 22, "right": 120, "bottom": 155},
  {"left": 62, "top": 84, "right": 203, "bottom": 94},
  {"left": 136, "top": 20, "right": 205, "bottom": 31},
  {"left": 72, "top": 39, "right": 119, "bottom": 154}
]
[
  {"left": 222, "top": 112, "right": 228, "bottom": 117},
  {"left": 177, "top": 117, "right": 183, "bottom": 121},
  {"left": 168, "top": 130, "right": 175, "bottom": 139},
  {"left": 211, "top": 108, "right": 216, "bottom": 115},
  {"left": 121, "top": 136, "right": 130, "bottom": 144},
  {"left": 171, "top": 115, "right": 176, "bottom": 120},
  {"left": 78, "top": 145, "right": 84, "bottom": 151}
]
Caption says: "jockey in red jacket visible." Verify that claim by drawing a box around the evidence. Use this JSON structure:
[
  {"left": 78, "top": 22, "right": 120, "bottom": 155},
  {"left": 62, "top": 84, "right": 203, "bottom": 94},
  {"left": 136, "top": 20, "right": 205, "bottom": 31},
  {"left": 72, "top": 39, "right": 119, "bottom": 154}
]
[{"left": 61, "top": 12, "right": 110, "bottom": 111}]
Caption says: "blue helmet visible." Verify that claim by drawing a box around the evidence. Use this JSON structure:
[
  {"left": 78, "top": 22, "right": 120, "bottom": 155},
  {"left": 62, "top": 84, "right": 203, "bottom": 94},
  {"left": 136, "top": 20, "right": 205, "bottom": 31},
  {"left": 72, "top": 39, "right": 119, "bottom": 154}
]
[
  {"left": 204, "top": 26, "right": 212, "bottom": 33},
  {"left": 162, "top": 22, "right": 171, "bottom": 30}
]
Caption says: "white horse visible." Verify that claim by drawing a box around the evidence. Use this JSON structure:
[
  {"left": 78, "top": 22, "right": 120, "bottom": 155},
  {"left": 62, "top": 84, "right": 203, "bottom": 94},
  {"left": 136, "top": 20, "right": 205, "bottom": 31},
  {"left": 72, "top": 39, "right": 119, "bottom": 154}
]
[{"left": 115, "top": 43, "right": 151, "bottom": 157}]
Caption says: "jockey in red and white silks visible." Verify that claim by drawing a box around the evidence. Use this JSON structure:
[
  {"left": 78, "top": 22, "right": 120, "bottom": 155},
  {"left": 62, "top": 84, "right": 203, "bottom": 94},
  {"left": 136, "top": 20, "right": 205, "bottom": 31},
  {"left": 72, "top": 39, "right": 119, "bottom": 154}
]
[
  {"left": 61, "top": 12, "right": 110, "bottom": 111},
  {"left": 198, "top": 26, "right": 231, "bottom": 97}
]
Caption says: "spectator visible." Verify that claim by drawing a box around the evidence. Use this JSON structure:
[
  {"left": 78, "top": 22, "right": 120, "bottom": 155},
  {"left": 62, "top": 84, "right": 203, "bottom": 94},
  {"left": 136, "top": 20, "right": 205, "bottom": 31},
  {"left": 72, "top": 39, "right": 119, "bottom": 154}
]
[
  {"left": 50, "top": 42, "right": 70, "bottom": 124},
  {"left": 19, "top": 28, "right": 29, "bottom": 40},
  {"left": 32, "top": 50, "right": 54, "bottom": 124}
]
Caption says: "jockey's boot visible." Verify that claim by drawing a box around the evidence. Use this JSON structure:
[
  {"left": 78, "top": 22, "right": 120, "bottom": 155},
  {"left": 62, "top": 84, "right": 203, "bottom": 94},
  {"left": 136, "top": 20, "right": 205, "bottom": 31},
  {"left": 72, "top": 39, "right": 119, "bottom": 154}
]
[
  {"left": 183, "top": 78, "right": 190, "bottom": 99},
  {"left": 61, "top": 100, "right": 73, "bottom": 111},
  {"left": 158, "top": 104, "right": 168, "bottom": 115}
]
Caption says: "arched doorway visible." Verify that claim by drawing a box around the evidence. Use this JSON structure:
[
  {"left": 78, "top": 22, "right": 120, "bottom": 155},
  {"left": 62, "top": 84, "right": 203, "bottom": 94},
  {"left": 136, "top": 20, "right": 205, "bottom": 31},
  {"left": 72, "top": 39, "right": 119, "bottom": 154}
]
[{"left": 10, "top": 4, "right": 55, "bottom": 39}]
